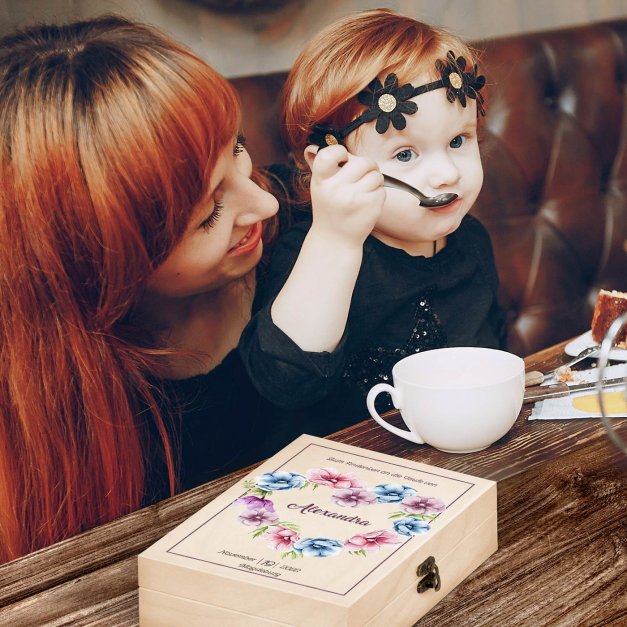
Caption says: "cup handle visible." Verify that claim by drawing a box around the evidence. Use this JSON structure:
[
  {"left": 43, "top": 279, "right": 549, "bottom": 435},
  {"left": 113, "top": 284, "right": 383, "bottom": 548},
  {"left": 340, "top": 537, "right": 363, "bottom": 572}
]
[{"left": 366, "top": 383, "right": 424, "bottom": 444}]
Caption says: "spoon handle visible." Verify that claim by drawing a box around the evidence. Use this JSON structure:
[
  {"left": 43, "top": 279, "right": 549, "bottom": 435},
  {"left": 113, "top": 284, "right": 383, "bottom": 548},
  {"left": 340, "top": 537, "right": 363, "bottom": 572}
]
[
  {"left": 382, "top": 174, "right": 428, "bottom": 202},
  {"left": 547, "top": 345, "right": 601, "bottom": 381},
  {"left": 382, "top": 173, "right": 457, "bottom": 207}
]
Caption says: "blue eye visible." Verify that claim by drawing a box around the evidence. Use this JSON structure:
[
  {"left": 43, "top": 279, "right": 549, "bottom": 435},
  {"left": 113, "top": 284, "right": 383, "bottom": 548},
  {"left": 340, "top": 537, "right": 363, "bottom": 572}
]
[
  {"left": 394, "top": 148, "right": 416, "bottom": 163},
  {"left": 450, "top": 135, "right": 464, "bottom": 148}
]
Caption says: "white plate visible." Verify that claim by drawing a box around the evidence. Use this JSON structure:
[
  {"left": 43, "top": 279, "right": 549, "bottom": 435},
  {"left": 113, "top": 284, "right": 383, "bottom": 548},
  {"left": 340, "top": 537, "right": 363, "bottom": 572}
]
[{"left": 564, "top": 329, "right": 627, "bottom": 361}]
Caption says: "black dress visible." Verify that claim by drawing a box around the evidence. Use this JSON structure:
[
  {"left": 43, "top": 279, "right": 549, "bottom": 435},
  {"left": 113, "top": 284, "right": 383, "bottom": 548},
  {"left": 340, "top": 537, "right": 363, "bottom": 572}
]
[
  {"left": 142, "top": 349, "right": 289, "bottom": 504},
  {"left": 240, "top": 208, "right": 506, "bottom": 436}
]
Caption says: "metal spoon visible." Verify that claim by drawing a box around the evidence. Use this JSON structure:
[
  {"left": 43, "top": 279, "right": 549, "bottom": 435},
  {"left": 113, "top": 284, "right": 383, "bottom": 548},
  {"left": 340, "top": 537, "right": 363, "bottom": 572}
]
[
  {"left": 382, "top": 174, "right": 458, "bottom": 208},
  {"left": 525, "top": 345, "right": 602, "bottom": 386},
  {"left": 548, "top": 345, "right": 601, "bottom": 382}
]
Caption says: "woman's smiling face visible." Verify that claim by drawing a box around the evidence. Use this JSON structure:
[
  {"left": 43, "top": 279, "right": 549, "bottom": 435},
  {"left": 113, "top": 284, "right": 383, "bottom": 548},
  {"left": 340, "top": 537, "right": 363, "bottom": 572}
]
[
  {"left": 146, "top": 138, "right": 279, "bottom": 298},
  {"left": 346, "top": 74, "right": 483, "bottom": 255}
]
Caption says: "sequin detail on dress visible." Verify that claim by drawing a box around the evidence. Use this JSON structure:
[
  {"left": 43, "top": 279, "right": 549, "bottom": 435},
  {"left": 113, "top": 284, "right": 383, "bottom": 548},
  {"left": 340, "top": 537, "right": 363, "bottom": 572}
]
[{"left": 342, "top": 293, "right": 446, "bottom": 409}]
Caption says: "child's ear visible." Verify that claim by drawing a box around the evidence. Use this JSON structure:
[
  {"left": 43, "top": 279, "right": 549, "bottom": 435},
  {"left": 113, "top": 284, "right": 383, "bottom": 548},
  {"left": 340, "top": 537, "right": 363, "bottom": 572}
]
[{"left": 303, "top": 145, "right": 319, "bottom": 171}]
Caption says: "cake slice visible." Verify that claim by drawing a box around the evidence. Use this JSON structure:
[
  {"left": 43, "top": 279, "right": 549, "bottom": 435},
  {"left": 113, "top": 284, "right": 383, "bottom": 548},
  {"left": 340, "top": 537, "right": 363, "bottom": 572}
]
[{"left": 591, "top": 289, "right": 627, "bottom": 346}]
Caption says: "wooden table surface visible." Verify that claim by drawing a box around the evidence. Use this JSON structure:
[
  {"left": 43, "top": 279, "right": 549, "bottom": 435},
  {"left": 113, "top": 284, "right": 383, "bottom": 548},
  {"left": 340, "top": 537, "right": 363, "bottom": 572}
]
[{"left": 1, "top": 341, "right": 625, "bottom": 626}]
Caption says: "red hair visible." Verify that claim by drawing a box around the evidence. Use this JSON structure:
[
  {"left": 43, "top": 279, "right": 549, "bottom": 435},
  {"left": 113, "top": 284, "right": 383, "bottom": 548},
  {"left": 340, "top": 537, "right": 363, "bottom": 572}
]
[
  {"left": 0, "top": 15, "right": 240, "bottom": 561},
  {"left": 280, "top": 8, "right": 485, "bottom": 202}
]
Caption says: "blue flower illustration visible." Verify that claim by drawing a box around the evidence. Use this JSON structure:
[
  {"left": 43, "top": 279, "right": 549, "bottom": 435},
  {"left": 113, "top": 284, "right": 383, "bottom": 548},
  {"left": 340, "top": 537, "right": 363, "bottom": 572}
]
[
  {"left": 255, "top": 471, "right": 307, "bottom": 491},
  {"left": 292, "top": 537, "right": 344, "bottom": 557},
  {"left": 393, "top": 518, "right": 431, "bottom": 536},
  {"left": 372, "top": 484, "right": 417, "bottom": 503}
]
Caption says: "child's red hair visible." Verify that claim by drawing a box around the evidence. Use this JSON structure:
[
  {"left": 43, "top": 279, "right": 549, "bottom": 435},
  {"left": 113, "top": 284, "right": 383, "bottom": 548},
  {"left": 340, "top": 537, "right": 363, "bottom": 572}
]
[{"left": 281, "top": 8, "right": 486, "bottom": 202}]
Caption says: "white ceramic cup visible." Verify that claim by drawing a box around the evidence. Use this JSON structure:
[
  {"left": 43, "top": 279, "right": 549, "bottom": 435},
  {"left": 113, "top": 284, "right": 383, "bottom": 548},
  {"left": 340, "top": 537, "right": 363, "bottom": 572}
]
[{"left": 366, "top": 347, "right": 525, "bottom": 453}]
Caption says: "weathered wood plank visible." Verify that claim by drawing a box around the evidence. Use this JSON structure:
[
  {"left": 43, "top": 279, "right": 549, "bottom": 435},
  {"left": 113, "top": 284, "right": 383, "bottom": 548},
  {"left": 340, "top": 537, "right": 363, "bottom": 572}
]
[
  {"left": 416, "top": 434, "right": 627, "bottom": 626},
  {"left": 0, "top": 468, "right": 251, "bottom": 607},
  {"left": 0, "top": 557, "right": 137, "bottom": 626},
  {"left": 0, "top": 339, "right": 624, "bottom": 626},
  {"left": 2, "top": 420, "right": 622, "bottom": 627}
]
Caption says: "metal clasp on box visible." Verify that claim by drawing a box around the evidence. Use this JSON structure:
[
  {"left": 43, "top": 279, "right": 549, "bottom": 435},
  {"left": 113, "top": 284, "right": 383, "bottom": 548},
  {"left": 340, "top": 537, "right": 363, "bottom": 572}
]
[{"left": 416, "top": 555, "right": 441, "bottom": 593}]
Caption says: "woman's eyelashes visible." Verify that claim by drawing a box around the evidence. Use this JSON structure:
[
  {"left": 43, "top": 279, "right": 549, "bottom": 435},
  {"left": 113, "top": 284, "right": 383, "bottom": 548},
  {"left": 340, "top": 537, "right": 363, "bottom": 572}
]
[
  {"left": 233, "top": 134, "right": 247, "bottom": 156},
  {"left": 198, "top": 134, "right": 247, "bottom": 232},
  {"left": 199, "top": 199, "right": 223, "bottom": 231}
]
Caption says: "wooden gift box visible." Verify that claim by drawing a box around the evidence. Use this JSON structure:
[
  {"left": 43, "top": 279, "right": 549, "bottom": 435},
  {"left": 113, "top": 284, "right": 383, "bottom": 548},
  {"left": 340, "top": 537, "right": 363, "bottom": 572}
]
[{"left": 138, "top": 435, "right": 497, "bottom": 626}]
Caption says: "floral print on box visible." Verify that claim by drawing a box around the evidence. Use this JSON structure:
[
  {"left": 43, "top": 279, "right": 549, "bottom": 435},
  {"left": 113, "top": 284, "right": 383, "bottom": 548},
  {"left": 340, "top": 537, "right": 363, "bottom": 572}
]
[{"left": 234, "top": 467, "right": 447, "bottom": 559}]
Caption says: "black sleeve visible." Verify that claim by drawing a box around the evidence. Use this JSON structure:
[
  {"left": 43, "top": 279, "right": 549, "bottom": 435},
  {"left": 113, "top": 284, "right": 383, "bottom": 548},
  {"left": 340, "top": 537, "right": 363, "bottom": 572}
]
[{"left": 239, "top": 221, "right": 348, "bottom": 410}]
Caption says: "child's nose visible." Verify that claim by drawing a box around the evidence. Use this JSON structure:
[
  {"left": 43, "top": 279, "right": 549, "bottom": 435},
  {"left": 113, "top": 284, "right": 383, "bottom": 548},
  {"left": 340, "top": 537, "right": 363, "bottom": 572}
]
[{"left": 426, "top": 153, "right": 460, "bottom": 190}]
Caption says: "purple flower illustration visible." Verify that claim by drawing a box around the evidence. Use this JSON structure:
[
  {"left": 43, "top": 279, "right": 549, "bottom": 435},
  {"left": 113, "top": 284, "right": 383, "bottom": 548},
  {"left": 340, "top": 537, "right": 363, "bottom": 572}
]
[
  {"left": 265, "top": 526, "right": 300, "bottom": 551},
  {"left": 400, "top": 495, "right": 446, "bottom": 515},
  {"left": 292, "top": 537, "right": 343, "bottom": 557},
  {"left": 237, "top": 508, "right": 279, "bottom": 527},
  {"left": 372, "top": 484, "right": 417, "bottom": 503},
  {"left": 307, "top": 467, "right": 364, "bottom": 489},
  {"left": 234, "top": 495, "right": 276, "bottom": 512},
  {"left": 344, "top": 530, "right": 403, "bottom": 552},
  {"left": 255, "top": 471, "right": 307, "bottom": 491},
  {"left": 393, "top": 517, "right": 431, "bottom": 536},
  {"left": 330, "top": 488, "right": 377, "bottom": 507}
]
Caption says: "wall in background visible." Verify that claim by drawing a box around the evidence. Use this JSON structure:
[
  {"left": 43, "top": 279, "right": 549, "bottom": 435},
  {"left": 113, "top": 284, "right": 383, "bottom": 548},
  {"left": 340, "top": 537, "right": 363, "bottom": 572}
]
[{"left": 1, "top": 0, "right": 626, "bottom": 77}]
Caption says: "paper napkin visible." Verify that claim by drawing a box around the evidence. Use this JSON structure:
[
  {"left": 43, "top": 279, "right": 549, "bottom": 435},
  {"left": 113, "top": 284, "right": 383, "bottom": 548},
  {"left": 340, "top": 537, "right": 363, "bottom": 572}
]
[{"left": 529, "top": 363, "right": 626, "bottom": 420}]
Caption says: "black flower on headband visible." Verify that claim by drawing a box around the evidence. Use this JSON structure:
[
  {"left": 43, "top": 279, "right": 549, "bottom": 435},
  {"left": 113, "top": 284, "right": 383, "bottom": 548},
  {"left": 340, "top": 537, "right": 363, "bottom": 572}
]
[
  {"left": 356, "top": 73, "right": 419, "bottom": 134},
  {"left": 308, "top": 124, "right": 344, "bottom": 148},
  {"left": 436, "top": 51, "right": 486, "bottom": 116}
]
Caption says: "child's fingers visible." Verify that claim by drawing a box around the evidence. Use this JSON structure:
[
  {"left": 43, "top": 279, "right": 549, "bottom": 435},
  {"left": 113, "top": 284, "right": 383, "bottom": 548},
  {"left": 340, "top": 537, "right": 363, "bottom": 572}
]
[
  {"left": 335, "top": 154, "right": 380, "bottom": 185},
  {"left": 358, "top": 168, "right": 385, "bottom": 192},
  {"left": 309, "top": 144, "right": 349, "bottom": 177}
]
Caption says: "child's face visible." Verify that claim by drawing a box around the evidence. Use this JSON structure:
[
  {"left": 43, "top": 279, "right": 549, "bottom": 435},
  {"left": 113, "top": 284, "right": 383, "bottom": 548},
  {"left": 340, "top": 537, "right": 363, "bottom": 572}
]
[
  {"left": 346, "top": 74, "right": 483, "bottom": 254},
  {"left": 146, "top": 141, "right": 278, "bottom": 298}
]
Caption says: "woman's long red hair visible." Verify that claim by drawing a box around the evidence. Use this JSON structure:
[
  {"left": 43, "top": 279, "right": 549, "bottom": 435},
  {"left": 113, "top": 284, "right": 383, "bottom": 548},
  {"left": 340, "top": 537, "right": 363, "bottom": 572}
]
[{"left": 0, "top": 16, "right": 240, "bottom": 562}]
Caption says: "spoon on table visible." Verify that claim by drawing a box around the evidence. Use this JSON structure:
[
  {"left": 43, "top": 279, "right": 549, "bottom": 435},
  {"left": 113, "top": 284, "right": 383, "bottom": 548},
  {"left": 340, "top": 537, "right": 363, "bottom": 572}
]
[
  {"left": 382, "top": 173, "right": 458, "bottom": 208},
  {"left": 525, "top": 344, "right": 602, "bottom": 387}
]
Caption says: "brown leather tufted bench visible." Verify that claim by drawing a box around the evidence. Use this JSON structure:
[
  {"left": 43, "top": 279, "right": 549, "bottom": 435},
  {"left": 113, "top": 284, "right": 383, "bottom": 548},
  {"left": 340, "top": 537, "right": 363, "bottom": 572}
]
[{"left": 232, "top": 19, "right": 627, "bottom": 356}]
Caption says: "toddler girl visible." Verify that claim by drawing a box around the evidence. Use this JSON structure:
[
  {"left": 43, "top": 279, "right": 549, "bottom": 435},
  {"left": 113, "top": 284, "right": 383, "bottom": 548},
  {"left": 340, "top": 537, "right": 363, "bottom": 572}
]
[{"left": 241, "top": 8, "right": 505, "bottom": 432}]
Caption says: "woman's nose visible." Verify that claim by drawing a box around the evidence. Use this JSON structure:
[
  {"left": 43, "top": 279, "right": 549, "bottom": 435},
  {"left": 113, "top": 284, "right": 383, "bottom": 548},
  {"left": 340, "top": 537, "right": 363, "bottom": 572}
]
[{"left": 236, "top": 178, "right": 279, "bottom": 226}]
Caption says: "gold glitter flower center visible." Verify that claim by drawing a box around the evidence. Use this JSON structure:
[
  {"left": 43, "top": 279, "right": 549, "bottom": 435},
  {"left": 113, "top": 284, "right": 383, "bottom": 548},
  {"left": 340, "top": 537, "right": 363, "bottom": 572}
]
[
  {"left": 378, "top": 94, "right": 397, "bottom": 113},
  {"left": 449, "top": 72, "right": 463, "bottom": 89},
  {"left": 325, "top": 134, "right": 338, "bottom": 145}
]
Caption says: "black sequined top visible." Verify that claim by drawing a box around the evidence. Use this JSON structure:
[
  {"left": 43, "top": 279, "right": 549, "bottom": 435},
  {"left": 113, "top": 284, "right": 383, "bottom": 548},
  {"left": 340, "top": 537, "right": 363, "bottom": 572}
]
[{"left": 240, "top": 206, "right": 506, "bottom": 437}]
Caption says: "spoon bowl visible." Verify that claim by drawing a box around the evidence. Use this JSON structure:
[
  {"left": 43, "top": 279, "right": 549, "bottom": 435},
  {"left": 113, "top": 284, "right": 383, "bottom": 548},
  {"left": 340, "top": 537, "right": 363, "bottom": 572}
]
[{"left": 382, "top": 174, "right": 457, "bottom": 208}]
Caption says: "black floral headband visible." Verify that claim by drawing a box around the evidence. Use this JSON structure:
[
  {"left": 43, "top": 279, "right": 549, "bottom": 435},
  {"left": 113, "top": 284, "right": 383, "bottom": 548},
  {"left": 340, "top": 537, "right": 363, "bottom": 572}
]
[{"left": 309, "top": 51, "right": 486, "bottom": 148}]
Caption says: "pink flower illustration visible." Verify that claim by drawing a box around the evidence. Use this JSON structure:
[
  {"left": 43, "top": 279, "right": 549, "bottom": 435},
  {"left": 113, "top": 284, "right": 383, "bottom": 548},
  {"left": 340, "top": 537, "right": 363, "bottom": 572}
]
[
  {"left": 400, "top": 495, "right": 446, "bottom": 515},
  {"left": 237, "top": 508, "right": 279, "bottom": 526},
  {"left": 345, "top": 530, "right": 403, "bottom": 552},
  {"left": 307, "top": 467, "right": 364, "bottom": 489},
  {"left": 234, "top": 495, "right": 275, "bottom": 512},
  {"left": 265, "top": 526, "right": 300, "bottom": 551},
  {"left": 330, "top": 488, "right": 377, "bottom": 507}
]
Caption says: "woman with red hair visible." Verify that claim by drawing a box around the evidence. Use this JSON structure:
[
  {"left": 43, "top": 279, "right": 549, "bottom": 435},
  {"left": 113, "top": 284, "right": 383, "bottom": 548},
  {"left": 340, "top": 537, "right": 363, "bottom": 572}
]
[{"left": 0, "top": 15, "right": 280, "bottom": 562}]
